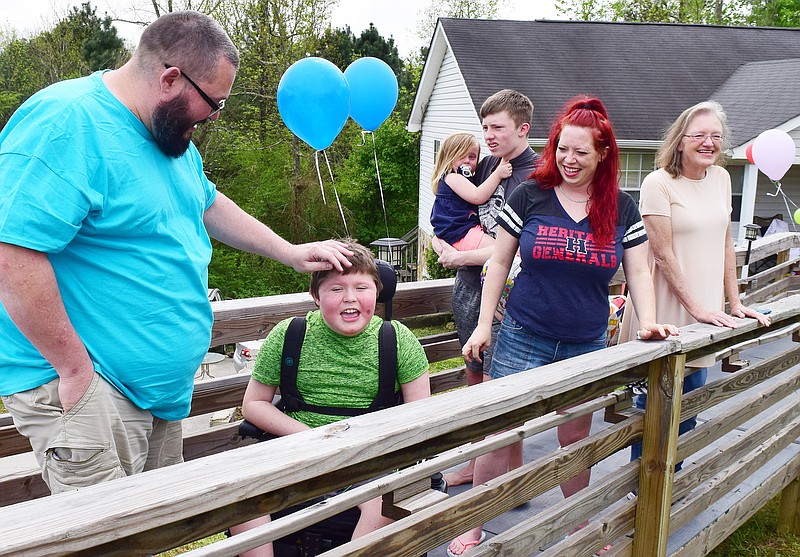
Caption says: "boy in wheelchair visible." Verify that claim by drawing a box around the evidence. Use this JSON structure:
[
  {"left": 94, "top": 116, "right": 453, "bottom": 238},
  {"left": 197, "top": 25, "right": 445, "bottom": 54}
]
[{"left": 230, "top": 240, "right": 430, "bottom": 556}]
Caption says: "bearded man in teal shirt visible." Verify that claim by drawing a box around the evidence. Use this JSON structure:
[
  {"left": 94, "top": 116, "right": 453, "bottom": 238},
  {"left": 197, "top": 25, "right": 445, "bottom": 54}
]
[{"left": 0, "top": 10, "right": 351, "bottom": 494}]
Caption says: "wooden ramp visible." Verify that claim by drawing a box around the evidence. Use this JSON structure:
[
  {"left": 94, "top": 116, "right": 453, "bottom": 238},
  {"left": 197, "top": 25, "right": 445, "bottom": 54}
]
[{"left": 429, "top": 334, "right": 800, "bottom": 556}]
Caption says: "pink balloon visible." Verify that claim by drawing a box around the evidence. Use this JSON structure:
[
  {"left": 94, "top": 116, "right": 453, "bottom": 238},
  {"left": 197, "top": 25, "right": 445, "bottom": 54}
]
[{"left": 751, "top": 129, "right": 796, "bottom": 181}]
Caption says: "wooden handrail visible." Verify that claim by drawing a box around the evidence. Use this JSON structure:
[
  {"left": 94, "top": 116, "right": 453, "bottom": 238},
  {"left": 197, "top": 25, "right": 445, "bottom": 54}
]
[
  {"left": 210, "top": 278, "right": 455, "bottom": 346},
  {"left": 0, "top": 295, "right": 797, "bottom": 557},
  {"left": 734, "top": 231, "right": 800, "bottom": 267}
]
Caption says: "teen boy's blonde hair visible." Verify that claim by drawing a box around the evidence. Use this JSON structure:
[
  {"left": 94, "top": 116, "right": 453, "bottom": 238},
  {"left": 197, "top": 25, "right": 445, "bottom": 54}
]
[{"left": 309, "top": 239, "right": 382, "bottom": 299}]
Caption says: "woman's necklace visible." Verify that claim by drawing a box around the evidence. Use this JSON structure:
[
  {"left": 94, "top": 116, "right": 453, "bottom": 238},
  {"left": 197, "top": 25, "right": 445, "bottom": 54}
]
[{"left": 558, "top": 184, "right": 591, "bottom": 204}]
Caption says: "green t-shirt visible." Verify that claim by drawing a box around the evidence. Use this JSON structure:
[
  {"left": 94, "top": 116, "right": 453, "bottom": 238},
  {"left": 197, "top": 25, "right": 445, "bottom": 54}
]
[{"left": 251, "top": 310, "right": 429, "bottom": 429}]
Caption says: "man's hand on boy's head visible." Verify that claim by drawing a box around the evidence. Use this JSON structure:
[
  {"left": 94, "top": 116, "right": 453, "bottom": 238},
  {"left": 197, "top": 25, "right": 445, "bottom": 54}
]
[{"left": 290, "top": 240, "right": 353, "bottom": 273}]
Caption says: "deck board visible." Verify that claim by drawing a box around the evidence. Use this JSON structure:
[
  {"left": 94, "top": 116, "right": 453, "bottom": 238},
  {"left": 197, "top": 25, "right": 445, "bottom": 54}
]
[{"left": 427, "top": 334, "right": 800, "bottom": 556}]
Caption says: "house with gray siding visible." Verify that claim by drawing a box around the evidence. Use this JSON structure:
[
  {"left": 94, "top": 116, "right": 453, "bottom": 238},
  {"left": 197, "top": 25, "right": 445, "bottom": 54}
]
[{"left": 408, "top": 18, "right": 800, "bottom": 274}]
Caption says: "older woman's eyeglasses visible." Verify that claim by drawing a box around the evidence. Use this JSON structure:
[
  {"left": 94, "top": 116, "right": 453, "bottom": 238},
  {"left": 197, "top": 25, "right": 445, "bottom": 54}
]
[
  {"left": 683, "top": 133, "right": 723, "bottom": 143},
  {"left": 164, "top": 64, "right": 226, "bottom": 118}
]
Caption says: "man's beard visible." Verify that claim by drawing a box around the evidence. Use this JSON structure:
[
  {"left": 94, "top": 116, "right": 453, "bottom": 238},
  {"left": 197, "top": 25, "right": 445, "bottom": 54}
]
[{"left": 151, "top": 94, "right": 197, "bottom": 158}]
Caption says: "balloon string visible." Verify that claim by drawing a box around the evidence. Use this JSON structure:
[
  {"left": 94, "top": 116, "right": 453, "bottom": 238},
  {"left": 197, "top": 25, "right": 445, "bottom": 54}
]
[
  {"left": 322, "top": 149, "right": 350, "bottom": 237},
  {"left": 766, "top": 180, "right": 783, "bottom": 198},
  {"left": 314, "top": 150, "right": 326, "bottom": 205},
  {"left": 773, "top": 180, "right": 799, "bottom": 233},
  {"left": 369, "top": 131, "right": 391, "bottom": 240}
]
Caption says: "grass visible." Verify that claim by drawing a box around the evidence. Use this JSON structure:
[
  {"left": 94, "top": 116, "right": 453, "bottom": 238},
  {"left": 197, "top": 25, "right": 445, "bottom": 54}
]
[
  {"left": 409, "top": 317, "right": 464, "bottom": 374},
  {"left": 709, "top": 495, "right": 800, "bottom": 557},
  {"left": 156, "top": 533, "right": 226, "bottom": 556}
]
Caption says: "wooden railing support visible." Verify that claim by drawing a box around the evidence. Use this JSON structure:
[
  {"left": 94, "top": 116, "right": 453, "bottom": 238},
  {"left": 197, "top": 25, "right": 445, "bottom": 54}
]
[
  {"left": 632, "top": 353, "right": 687, "bottom": 557},
  {"left": 778, "top": 476, "right": 800, "bottom": 534}
]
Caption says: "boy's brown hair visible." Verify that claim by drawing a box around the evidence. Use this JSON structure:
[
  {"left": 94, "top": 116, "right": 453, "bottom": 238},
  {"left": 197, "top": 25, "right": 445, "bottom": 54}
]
[
  {"left": 309, "top": 239, "right": 382, "bottom": 300},
  {"left": 479, "top": 89, "right": 534, "bottom": 130}
]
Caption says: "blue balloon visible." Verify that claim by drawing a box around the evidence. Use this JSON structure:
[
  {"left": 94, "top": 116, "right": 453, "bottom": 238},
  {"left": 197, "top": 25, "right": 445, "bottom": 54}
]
[
  {"left": 277, "top": 58, "right": 350, "bottom": 150},
  {"left": 344, "top": 57, "right": 398, "bottom": 132}
]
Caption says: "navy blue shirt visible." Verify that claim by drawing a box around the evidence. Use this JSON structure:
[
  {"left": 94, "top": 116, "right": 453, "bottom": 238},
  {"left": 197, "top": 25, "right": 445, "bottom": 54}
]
[
  {"left": 497, "top": 180, "right": 646, "bottom": 343},
  {"left": 430, "top": 175, "right": 481, "bottom": 245},
  {"left": 456, "top": 147, "right": 538, "bottom": 291}
]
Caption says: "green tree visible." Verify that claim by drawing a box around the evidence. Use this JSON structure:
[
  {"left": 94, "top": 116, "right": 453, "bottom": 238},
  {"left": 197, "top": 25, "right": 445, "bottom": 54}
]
[
  {"left": 354, "top": 24, "right": 403, "bottom": 75},
  {"left": 0, "top": 2, "right": 127, "bottom": 127},
  {"left": 316, "top": 24, "right": 404, "bottom": 80},
  {"left": 80, "top": 8, "right": 127, "bottom": 70},
  {"left": 316, "top": 26, "right": 358, "bottom": 70},
  {"left": 556, "top": 0, "right": 749, "bottom": 24},
  {"left": 198, "top": 0, "right": 353, "bottom": 297},
  {"left": 417, "top": 0, "right": 505, "bottom": 45},
  {"left": 746, "top": 0, "right": 800, "bottom": 26},
  {"left": 335, "top": 55, "right": 423, "bottom": 245},
  {"left": 0, "top": 35, "right": 40, "bottom": 125},
  {"left": 336, "top": 114, "right": 421, "bottom": 243}
]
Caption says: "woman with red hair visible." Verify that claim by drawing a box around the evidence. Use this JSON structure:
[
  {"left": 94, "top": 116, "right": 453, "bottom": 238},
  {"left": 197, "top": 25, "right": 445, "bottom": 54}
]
[{"left": 447, "top": 96, "right": 677, "bottom": 556}]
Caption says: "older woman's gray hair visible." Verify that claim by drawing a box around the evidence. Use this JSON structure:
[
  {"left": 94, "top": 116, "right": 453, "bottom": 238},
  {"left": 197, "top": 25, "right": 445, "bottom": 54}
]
[{"left": 656, "top": 101, "right": 730, "bottom": 178}]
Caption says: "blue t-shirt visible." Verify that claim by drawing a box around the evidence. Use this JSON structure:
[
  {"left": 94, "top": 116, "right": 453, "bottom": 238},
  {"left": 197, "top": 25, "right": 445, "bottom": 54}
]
[
  {"left": 0, "top": 71, "right": 217, "bottom": 420},
  {"left": 430, "top": 174, "right": 480, "bottom": 244},
  {"left": 497, "top": 180, "right": 646, "bottom": 343}
]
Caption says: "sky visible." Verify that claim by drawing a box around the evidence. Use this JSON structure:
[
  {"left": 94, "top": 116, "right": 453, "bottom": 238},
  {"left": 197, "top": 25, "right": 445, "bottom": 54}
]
[{"left": 0, "top": 0, "right": 563, "bottom": 57}]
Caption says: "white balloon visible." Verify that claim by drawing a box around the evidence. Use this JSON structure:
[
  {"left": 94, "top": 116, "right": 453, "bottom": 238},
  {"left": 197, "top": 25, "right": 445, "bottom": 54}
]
[{"left": 751, "top": 129, "right": 796, "bottom": 181}]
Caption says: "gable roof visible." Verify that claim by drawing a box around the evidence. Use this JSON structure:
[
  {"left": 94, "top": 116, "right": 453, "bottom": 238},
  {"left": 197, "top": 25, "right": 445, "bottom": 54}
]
[
  {"left": 710, "top": 58, "right": 800, "bottom": 145},
  {"left": 410, "top": 18, "right": 800, "bottom": 144}
]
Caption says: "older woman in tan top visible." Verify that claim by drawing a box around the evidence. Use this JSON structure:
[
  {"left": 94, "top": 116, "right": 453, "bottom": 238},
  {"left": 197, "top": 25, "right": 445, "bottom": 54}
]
[{"left": 622, "top": 100, "right": 771, "bottom": 465}]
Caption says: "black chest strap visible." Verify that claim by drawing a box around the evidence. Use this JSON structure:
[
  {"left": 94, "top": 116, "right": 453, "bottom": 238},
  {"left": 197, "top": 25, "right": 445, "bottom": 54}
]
[{"left": 279, "top": 317, "right": 400, "bottom": 417}]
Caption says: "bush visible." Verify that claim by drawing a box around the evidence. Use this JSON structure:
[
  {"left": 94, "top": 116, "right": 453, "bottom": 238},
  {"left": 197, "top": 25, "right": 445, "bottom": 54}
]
[{"left": 424, "top": 246, "right": 456, "bottom": 279}]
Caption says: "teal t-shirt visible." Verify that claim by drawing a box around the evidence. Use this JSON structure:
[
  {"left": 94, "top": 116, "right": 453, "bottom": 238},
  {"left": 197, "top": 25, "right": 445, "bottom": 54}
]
[
  {"left": 251, "top": 311, "right": 429, "bottom": 429},
  {"left": 0, "top": 72, "right": 217, "bottom": 420}
]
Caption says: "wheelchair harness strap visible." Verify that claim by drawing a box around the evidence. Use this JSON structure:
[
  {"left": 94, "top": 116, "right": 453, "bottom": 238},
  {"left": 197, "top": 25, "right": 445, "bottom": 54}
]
[{"left": 278, "top": 317, "right": 401, "bottom": 417}]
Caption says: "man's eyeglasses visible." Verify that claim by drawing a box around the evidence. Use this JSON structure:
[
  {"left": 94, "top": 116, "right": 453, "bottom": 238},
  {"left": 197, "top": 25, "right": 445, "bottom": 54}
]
[
  {"left": 683, "top": 133, "right": 724, "bottom": 143},
  {"left": 164, "top": 64, "right": 226, "bottom": 118}
]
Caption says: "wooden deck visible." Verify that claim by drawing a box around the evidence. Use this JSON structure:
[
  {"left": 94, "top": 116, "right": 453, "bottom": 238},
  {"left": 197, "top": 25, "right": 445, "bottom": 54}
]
[
  {"left": 0, "top": 233, "right": 798, "bottom": 557},
  {"left": 430, "top": 333, "right": 800, "bottom": 556}
]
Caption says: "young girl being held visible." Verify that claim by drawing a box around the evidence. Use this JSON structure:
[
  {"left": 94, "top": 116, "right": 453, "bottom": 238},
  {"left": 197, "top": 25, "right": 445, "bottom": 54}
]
[{"left": 430, "top": 132, "right": 512, "bottom": 251}]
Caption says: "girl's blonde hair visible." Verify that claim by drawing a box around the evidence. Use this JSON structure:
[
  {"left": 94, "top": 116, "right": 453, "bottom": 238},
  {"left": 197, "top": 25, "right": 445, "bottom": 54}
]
[{"left": 431, "top": 133, "right": 480, "bottom": 194}]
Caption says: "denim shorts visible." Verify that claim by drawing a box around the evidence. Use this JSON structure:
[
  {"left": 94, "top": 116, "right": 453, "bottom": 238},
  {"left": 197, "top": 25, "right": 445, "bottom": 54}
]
[{"left": 489, "top": 315, "right": 607, "bottom": 380}]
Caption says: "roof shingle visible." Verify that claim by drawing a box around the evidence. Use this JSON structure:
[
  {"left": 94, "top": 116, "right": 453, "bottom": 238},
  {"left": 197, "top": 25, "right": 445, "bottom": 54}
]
[{"left": 439, "top": 18, "right": 800, "bottom": 142}]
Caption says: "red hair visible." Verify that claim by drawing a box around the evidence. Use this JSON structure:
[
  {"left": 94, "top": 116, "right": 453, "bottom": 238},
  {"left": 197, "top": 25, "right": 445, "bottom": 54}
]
[{"left": 532, "top": 96, "right": 620, "bottom": 247}]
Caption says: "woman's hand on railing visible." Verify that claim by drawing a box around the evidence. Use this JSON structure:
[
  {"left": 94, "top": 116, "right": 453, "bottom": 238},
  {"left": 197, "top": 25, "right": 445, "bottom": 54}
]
[
  {"left": 693, "top": 308, "right": 742, "bottom": 328},
  {"left": 636, "top": 322, "right": 680, "bottom": 341},
  {"left": 463, "top": 323, "right": 492, "bottom": 363},
  {"left": 729, "top": 303, "right": 772, "bottom": 327}
]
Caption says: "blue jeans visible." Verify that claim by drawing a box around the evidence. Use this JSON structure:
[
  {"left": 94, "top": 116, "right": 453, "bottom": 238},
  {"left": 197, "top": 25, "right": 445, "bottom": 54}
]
[
  {"left": 489, "top": 315, "right": 607, "bottom": 379},
  {"left": 629, "top": 367, "right": 708, "bottom": 471}
]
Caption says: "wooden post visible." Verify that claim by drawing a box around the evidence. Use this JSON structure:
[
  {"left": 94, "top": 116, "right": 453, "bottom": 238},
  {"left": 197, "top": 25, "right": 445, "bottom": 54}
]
[
  {"left": 632, "top": 354, "right": 686, "bottom": 557},
  {"left": 778, "top": 477, "right": 800, "bottom": 534}
]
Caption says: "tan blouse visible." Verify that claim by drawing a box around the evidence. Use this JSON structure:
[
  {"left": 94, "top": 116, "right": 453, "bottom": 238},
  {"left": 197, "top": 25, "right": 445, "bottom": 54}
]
[{"left": 620, "top": 166, "right": 732, "bottom": 367}]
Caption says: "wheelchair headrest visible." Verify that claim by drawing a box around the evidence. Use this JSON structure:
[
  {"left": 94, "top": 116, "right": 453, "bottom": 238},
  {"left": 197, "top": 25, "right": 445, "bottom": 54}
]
[{"left": 375, "top": 258, "right": 397, "bottom": 320}]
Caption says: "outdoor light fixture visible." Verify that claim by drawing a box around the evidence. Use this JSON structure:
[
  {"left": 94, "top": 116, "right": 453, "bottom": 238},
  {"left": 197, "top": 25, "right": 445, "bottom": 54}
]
[
  {"left": 744, "top": 223, "right": 760, "bottom": 243},
  {"left": 741, "top": 223, "right": 761, "bottom": 279},
  {"left": 370, "top": 238, "right": 408, "bottom": 269}
]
